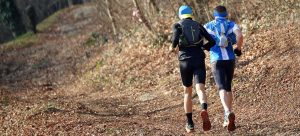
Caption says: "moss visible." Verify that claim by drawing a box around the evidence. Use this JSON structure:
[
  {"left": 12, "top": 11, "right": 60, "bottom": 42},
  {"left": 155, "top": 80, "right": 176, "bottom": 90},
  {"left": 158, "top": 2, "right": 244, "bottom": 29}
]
[
  {"left": 1, "top": 8, "right": 69, "bottom": 51},
  {"left": 1, "top": 31, "right": 37, "bottom": 51},
  {"left": 36, "top": 9, "right": 65, "bottom": 31}
]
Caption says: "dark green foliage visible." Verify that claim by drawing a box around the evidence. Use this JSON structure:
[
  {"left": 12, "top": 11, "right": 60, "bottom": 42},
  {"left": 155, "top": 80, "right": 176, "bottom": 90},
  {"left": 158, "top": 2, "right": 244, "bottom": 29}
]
[{"left": 0, "top": 0, "right": 26, "bottom": 37}]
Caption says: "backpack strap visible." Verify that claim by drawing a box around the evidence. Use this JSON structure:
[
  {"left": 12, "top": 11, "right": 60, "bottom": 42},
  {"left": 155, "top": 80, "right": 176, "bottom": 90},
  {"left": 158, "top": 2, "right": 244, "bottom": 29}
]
[
  {"left": 176, "top": 21, "right": 189, "bottom": 47},
  {"left": 177, "top": 21, "right": 184, "bottom": 35},
  {"left": 213, "top": 20, "right": 230, "bottom": 37}
]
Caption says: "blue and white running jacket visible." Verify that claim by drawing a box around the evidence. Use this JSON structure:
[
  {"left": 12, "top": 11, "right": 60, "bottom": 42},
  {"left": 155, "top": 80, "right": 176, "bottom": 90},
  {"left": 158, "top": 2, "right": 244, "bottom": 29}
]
[{"left": 204, "top": 17, "right": 240, "bottom": 63}]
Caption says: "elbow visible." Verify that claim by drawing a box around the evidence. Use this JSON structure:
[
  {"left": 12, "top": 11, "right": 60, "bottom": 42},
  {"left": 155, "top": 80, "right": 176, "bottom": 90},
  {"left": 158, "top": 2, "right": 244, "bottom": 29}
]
[
  {"left": 172, "top": 40, "right": 178, "bottom": 48},
  {"left": 236, "top": 31, "right": 243, "bottom": 41},
  {"left": 211, "top": 40, "right": 216, "bottom": 46},
  {"left": 209, "top": 39, "right": 216, "bottom": 47},
  {"left": 172, "top": 43, "right": 177, "bottom": 48},
  {"left": 234, "top": 29, "right": 244, "bottom": 42},
  {"left": 237, "top": 34, "right": 243, "bottom": 41}
]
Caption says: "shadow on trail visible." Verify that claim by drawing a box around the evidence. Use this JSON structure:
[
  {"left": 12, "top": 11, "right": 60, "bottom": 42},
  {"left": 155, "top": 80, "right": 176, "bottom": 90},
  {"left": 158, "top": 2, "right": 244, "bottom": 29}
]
[
  {"left": 237, "top": 48, "right": 272, "bottom": 68},
  {"left": 144, "top": 103, "right": 183, "bottom": 115},
  {"left": 76, "top": 111, "right": 135, "bottom": 117},
  {"left": 237, "top": 43, "right": 298, "bottom": 68}
]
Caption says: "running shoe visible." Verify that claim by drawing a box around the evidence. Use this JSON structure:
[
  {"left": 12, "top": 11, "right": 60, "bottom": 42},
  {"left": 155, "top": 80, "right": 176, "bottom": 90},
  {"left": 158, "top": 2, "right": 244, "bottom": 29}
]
[
  {"left": 200, "top": 110, "right": 211, "bottom": 131},
  {"left": 223, "top": 112, "right": 236, "bottom": 131},
  {"left": 185, "top": 123, "right": 195, "bottom": 133}
]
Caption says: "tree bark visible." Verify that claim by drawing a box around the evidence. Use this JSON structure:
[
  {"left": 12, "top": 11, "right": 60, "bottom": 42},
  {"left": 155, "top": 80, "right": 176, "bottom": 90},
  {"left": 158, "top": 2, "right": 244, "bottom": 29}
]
[
  {"left": 203, "top": 0, "right": 211, "bottom": 22},
  {"left": 192, "top": 0, "right": 201, "bottom": 22},
  {"left": 132, "top": 0, "right": 152, "bottom": 32},
  {"left": 105, "top": 0, "right": 117, "bottom": 35},
  {"left": 68, "top": 0, "right": 73, "bottom": 6},
  {"left": 182, "top": 0, "right": 189, "bottom": 5},
  {"left": 170, "top": 0, "right": 178, "bottom": 18},
  {"left": 149, "top": 0, "right": 159, "bottom": 13}
]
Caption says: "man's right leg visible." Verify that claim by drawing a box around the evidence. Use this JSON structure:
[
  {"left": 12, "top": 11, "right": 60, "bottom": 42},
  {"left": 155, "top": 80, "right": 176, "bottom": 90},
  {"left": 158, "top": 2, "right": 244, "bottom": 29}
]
[
  {"left": 212, "top": 61, "right": 231, "bottom": 112},
  {"left": 219, "top": 89, "right": 232, "bottom": 113},
  {"left": 220, "top": 90, "right": 235, "bottom": 131},
  {"left": 219, "top": 60, "right": 236, "bottom": 131},
  {"left": 212, "top": 61, "right": 236, "bottom": 131},
  {"left": 223, "top": 91, "right": 236, "bottom": 131},
  {"left": 227, "top": 91, "right": 233, "bottom": 111}
]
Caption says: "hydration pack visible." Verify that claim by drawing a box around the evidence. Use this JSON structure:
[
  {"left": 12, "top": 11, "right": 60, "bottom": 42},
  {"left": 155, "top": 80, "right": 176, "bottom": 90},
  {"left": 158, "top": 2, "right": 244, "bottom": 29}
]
[
  {"left": 178, "top": 20, "right": 203, "bottom": 47},
  {"left": 213, "top": 20, "right": 236, "bottom": 47}
]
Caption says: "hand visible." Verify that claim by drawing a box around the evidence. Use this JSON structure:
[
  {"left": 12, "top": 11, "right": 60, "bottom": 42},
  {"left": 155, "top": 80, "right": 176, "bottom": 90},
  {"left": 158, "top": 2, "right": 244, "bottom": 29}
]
[
  {"left": 202, "top": 46, "right": 210, "bottom": 51},
  {"left": 169, "top": 46, "right": 178, "bottom": 53},
  {"left": 202, "top": 44, "right": 211, "bottom": 51},
  {"left": 234, "top": 48, "right": 242, "bottom": 56}
]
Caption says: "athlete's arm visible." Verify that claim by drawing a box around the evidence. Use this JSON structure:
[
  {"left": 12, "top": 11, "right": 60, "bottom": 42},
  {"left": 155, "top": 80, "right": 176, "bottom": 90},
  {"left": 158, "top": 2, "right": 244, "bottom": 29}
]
[
  {"left": 171, "top": 23, "right": 181, "bottom": 48},
  {"left": 233, "top": 26, "right": 243, "bottom": 50},
  {"left": 199, "top": 25, "right": 215, "bottom": 51},
  {"left": 170, "top": 23, "right": 181, "bottom": 52}
]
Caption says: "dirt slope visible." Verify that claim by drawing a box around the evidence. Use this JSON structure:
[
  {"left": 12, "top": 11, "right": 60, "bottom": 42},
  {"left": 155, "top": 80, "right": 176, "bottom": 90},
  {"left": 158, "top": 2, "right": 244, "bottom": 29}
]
[{"left": 1, "top": 4, "right": 300, "bottom": 136}]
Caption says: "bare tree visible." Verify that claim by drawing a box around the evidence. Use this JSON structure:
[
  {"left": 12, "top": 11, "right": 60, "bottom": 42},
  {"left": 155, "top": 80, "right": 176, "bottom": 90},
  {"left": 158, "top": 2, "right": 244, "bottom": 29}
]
[
  {"left": 149, "top": 0, "right": 159, "bottom": 13},
  {"left": 68, "top": 0, "right": 73, "bottom": 6},
  {"left": 181, "top": 0, "right": 189, "bottom": 5},
  {"left": 192, "top": 0, "right": 201, "bottom": 21},
  {"left": 132, "top": 0, "right": 152, "bottom": 32},
  {"left": 170, "top": 0, "right": 179, "bottom": 18},
  {"left": 220, "top": 0, "right": 228, "bottom": 5},
  {"left": 203, "top": 0, "right": 212, "bottom": 22},
  {"left": 228, "top": 0, "right": 239, "bottom": 22},
  {"left": 190, "top": 0, "right": 211, "bottom": 24},
  {"left": 105, "top": 0, "right": 117, "bottom": 35}
]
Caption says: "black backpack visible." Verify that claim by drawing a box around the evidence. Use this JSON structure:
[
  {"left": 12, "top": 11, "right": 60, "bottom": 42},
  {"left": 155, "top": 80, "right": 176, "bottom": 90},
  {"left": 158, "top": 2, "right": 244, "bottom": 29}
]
[{"left": 178, "top": 20, "right": 203, "bottom": 47}]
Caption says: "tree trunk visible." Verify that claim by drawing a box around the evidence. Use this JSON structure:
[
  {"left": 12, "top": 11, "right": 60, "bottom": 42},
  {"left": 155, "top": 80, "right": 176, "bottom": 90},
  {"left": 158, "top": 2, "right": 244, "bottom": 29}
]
[
  {"left": 105, "top": 0, "right": 117, "bottom": 35},
  {"left": 203, "top": 0, "right": 211, "bottom": 22},
  {"left": 170, "top": 0, "right": 178, "bottom": 18},
  {"left": 68, "top": 0, "right": 73, "bottom": 6},
  {"left": 149, "top": 0, "right": 159, "bottom": 13},
  {"left": 221, "top": 0, "right": 228, "bottom": 5},
  {"left": 192, "top": 0, "right": 201, "bottom": 22},
  {"left": 182, "top": 0, "right": 189, "bottom": 5},
  {"left": 132, "top": 0, "right": 152, "bottom": 32},
  {"left": 229, "top": 0, "right": 239, "bottom": 22}
]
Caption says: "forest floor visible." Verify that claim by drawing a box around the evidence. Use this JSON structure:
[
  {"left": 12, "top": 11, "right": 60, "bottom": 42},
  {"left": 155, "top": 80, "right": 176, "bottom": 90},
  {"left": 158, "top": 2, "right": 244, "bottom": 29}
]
[{"left": 1, "top": 4, "right": 300, "bottom": 136}]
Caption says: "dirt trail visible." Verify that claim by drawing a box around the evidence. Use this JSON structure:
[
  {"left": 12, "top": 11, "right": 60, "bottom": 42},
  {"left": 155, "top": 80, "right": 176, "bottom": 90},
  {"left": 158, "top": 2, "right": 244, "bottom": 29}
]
[{"left": 1, "top": 5, "right": 300, "bottom": 136}]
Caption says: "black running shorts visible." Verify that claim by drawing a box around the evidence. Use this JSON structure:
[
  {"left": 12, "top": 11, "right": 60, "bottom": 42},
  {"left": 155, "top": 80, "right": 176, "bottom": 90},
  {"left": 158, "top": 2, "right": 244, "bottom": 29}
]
[
  {"left": 211, "top": 60, "right": 235, "bottom": 92},
  {"left": 179, "top": 58, "right": 206, "bottom": 87}
]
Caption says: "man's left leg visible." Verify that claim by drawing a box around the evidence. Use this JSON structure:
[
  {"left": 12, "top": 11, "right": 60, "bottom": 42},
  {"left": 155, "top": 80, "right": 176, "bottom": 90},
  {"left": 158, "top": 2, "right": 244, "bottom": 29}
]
[
  {"left": 184, "top": 85, "right": 195, "bottom": 133},
  {"left": 196, "top": 83, "right": 211, "bottom": 131},
  {"left": 180, "top": 60, "right": 195, "bottom": 133},
  {"left": 184, "top": 86, "right": 193, "bottom": 113}
]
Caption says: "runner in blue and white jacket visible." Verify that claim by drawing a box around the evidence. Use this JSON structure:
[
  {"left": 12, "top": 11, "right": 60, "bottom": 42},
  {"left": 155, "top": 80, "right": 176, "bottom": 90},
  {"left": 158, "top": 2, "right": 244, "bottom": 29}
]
[{"left": 204, "top": 5, "right": 243, "bottom": 131}]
